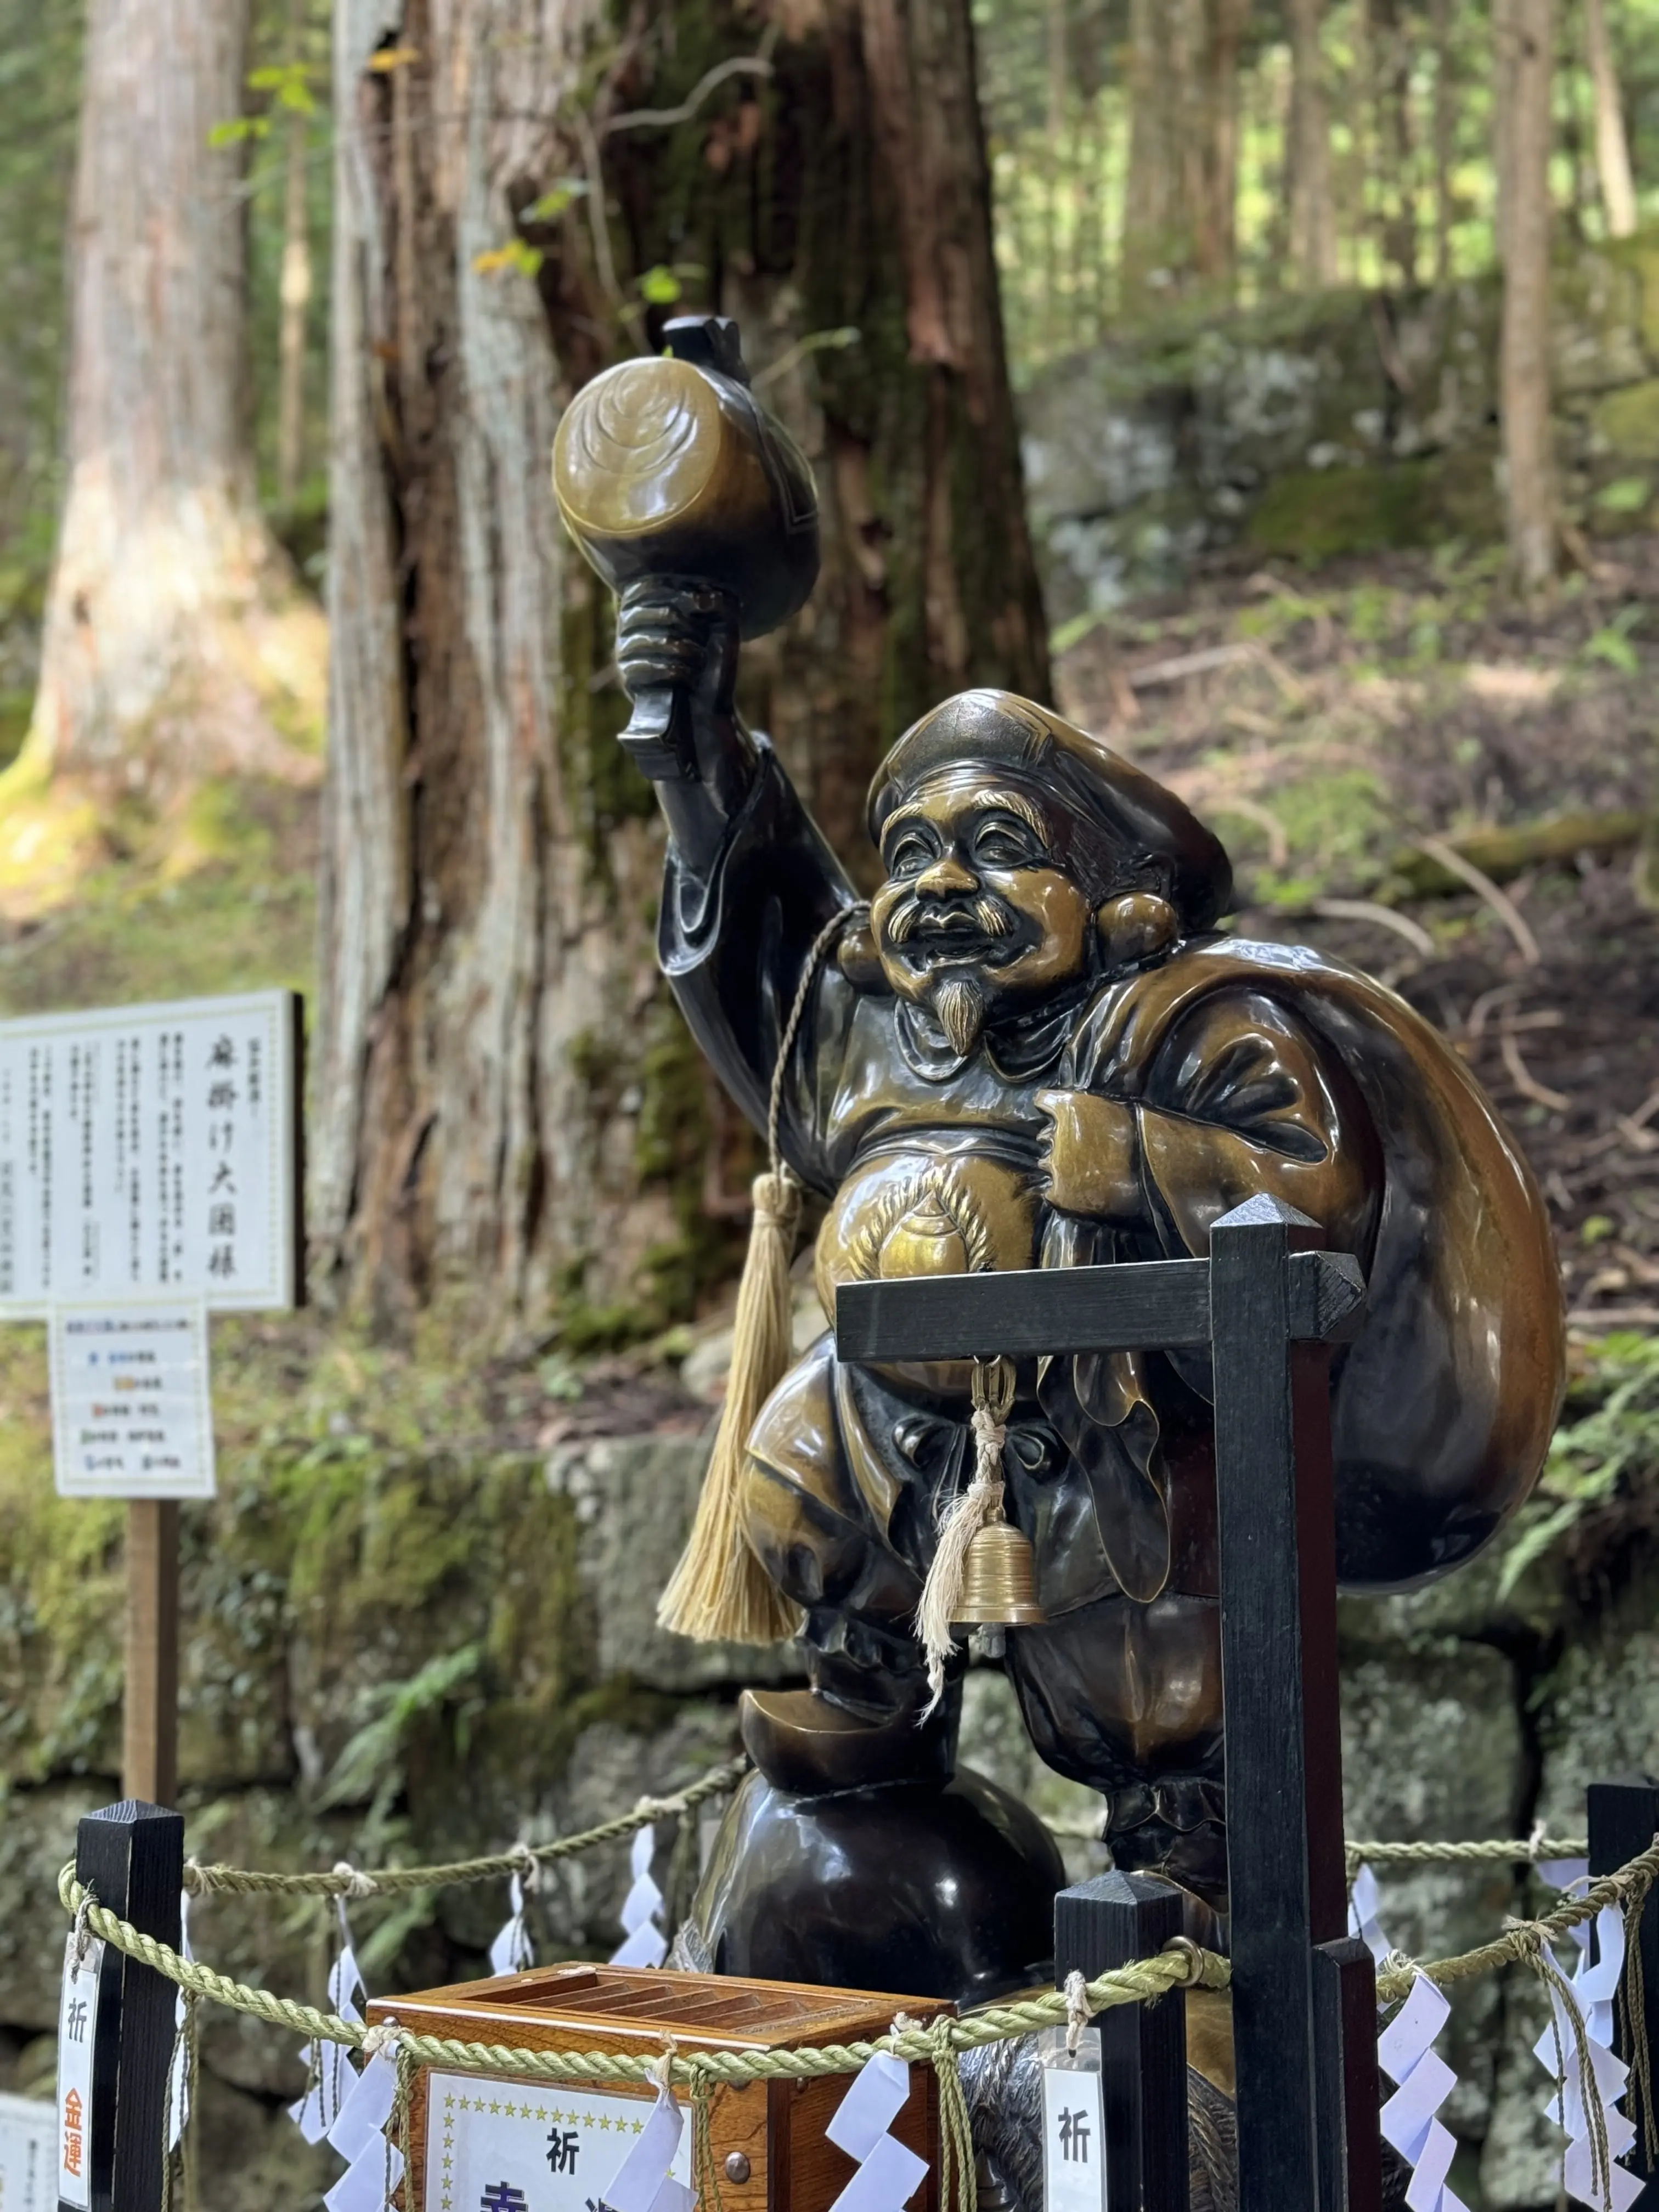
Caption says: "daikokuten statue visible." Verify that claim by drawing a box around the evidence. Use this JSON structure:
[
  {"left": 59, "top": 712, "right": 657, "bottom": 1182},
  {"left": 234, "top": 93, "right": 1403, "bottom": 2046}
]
[{"left": 554, "top": 320, "right": 1565, "bottom": 2005}]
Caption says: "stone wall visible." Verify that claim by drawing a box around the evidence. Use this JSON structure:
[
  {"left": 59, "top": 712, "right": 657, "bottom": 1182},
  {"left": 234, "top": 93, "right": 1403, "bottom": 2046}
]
[
  {"left": 0, "top": 1340, "right": 1647, "bottom": 2210},
  {"left": 1021, "top": 234, "right": 1659, "bottom": 617}
]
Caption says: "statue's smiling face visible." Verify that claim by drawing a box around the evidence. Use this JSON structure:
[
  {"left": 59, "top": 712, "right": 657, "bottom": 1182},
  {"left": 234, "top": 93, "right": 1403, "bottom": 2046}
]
[{"left": 871, "top": 769, "right": 1094, "bottom": 1051}]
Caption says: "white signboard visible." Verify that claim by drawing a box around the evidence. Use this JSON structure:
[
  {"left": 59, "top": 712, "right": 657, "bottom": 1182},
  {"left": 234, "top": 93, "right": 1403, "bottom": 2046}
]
[
  {"left": 0, "top": 990, "right": 300, "bottom": 1315},
  {"left": 424, "top": 2076, "right": 692, "bottom": 2212},
  {"left": 1042, "top": 2064, "right": 1107, "bottom": 2212},
  {"left": 50, "top": 1299, "right": 215, "bottom": 1499},
  {"left": 0, "top": 2091, "right": 55, "bottom": 2212},
  {"left": 55, "top": 1932, "right": 102, "bottom": 2211}
]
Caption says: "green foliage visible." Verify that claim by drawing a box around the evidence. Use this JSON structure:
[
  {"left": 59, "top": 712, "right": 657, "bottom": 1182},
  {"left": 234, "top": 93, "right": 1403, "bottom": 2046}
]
[
  {"left": 1581, "top": 606, "right": 1645, "bottom": 674},
  {"left": 1499, "top": 1335, "right": 1659, "bottom": 1599},
  {"left": 523, "top": 180, "right": 589, "bottom": 223},
  {"left": 247, "top": 61, "right": 315, "bottom": 115},
  {"left": 319, "top": 1643, "right": 484, "bottom": 1821}
]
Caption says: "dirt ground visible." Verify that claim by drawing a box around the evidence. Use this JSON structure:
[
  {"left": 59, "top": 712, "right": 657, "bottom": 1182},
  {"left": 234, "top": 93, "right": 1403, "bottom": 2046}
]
[{"left": 1057, "top": 537, "right": 1659, "bottom": 1335}]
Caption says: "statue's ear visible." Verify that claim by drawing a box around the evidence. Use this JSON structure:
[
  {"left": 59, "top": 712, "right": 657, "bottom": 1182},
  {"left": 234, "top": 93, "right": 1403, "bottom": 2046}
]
[
  {"left": 837, "top": 913, "right": 889, "bottom": 992},
  {"left": 1096, "top": 891, "right": 1178, "bottom": 967}
]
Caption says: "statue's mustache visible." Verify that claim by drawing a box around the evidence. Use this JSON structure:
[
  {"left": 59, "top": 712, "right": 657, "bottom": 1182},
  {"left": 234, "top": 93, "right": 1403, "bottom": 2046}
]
[{"left": 882, "top": 894, "right": 1016, "bottom": 947}]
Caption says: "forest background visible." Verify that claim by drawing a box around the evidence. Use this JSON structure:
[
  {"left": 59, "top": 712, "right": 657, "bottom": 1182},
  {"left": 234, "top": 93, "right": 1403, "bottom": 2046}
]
[{"left": 3, "top": 2, "right": 1659, "bottom": 2208}]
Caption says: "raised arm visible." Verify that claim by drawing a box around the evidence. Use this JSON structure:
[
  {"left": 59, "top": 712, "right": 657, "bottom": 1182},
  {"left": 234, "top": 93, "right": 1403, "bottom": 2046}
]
[{"left": 616, "top": 580, "right": 858, "bottom": 1170}]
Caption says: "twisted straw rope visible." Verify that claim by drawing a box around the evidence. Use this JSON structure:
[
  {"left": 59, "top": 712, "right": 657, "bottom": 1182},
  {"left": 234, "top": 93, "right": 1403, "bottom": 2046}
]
[
  {"left": 1346, "top": 1836, "right": 1588, "bottom": 1875},
  {"left": 1375, "top": 1839, "right": 1659, "bottom": 2004},
  {"left": 181, "top": 1757, "right": 749, "bottom": 1899},
  {"left": 55, "top": 1858, "right": 1222, "bottom": 2081}
]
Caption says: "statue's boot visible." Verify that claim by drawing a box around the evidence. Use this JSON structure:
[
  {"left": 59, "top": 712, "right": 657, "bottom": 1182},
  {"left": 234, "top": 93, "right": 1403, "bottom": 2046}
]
[{"left": 680, "top": 1689, "right": 1064, "bottom": 2004}]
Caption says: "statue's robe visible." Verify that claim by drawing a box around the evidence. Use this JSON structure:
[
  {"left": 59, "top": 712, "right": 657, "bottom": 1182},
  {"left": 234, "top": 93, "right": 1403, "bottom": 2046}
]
[{"left": 663, "top": 743, "right": 1561, "bottom": 1901}]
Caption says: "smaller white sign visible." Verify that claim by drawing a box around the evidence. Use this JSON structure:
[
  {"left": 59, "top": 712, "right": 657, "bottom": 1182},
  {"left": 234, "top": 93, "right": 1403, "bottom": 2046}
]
[
  {"left": 50, "top": 1298, "right": 215, "bottom": 1500},
  {"left": 56, "top": 1932, "right": 102, "bottom": 2210},
  {"left": 425, "top": 2075, "right": 692, "bottom": 2212},
  {"left": 1042, "top": 2064, "right": 1107, "bottom": 2212},
  {"left": 0, "top": 2090, "right": 55, "bottom": 2212}
]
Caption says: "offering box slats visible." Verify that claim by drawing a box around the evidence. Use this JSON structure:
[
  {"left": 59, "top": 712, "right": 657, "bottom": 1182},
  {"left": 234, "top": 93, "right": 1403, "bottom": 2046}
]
[{"left": 366, "top": 1964, "right": 955, "bottom": 2212}]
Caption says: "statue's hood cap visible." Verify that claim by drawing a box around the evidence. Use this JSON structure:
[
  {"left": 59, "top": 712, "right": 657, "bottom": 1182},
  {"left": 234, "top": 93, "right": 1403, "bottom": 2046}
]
[{"left": 867, "top": 689, "right": 1233, "bottom": 929}]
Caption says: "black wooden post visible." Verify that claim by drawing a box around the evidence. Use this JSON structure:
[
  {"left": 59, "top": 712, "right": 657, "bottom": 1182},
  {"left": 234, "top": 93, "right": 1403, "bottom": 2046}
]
[
  {"left": 64, "top": 1801, "right": 183, "bottom": 2212},
  {"left": 1588, "top": 1775, "right": 1659, "bottom": 2207},
  {"left": 1209, "top": 1196, "right": 1354, "bottom": 2212},
  {"left": 1054, "top": 1872, "right": 1188, "bottom": 2212},
  {"left": 1313, "top": 1938, "right": 1383, "bottom": 2212},
  {"left": 833, "top": 1217, "right": 1367, "bottom": 2212}
]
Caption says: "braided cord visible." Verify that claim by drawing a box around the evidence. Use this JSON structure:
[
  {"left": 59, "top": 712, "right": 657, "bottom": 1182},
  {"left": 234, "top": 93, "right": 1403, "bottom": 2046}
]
[
  {"left": 55, "top": 1857, "right": 1218, "bottom": 2081},
  {"left": 182, "top": 1757, "right": 747, "bottom": 1899},
  {"left": 1346, "top": 1835, "right": 1589, "bottom": 1875}
]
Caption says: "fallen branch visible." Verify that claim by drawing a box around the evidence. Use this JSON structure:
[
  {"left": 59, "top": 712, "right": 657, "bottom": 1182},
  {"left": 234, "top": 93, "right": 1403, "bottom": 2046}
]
[
  {"left": 1415, "top": 836, "right": 1541, "bottom": 966},
  {"left": 1308, "top": 898, "right": 1436, "bottom": 957},
  {"left": 1392, "top": 812, "right": 1643, "bottom": 897},
  {"left": 1500, "top": 1026, "right": 1571, "bottom": 1111}
]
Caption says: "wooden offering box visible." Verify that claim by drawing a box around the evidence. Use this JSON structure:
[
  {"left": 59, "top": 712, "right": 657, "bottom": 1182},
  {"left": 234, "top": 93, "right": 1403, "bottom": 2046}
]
[{"left": 366, "top": 1963, "right": 955, "bottom": 2212}]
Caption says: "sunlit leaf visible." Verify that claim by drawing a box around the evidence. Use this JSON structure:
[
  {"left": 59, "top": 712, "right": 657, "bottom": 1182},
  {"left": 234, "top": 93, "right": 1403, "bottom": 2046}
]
[
  {"left": 638, "top": 264, "right": 682, "bottom": 306},
  {"left": 1596, "top": 476, "right": 1651, "bottom": 515},
  {"left": 473, "top": 239, "right": 544, "bottom": 279},
  {"left": 523, "top": 180, "right": 589, "bottom": 223}
]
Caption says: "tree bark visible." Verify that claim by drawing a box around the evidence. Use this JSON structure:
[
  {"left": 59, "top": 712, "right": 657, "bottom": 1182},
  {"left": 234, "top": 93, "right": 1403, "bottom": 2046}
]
[
  {"left": 1121, "top": 0, "right": 1186, "bottom": 302},
  {"left": 1498, "top": 0, "right": 1557, "bottom": 591},
  {"left": 1122, "top": 0, "right": 1247, "bottom": 303},
  {"left": 314, "top": 0, "right": 1049, "bottom": 1330},
  {"left": 275, "top": 0, "right": 313, "bottom": 508},
  {"left": 1583, "top": 0, "right": 1638, "bottom": 238},
  {"left": 1368, "top": 0, "right": 1416, "bottom": 285},
  {"left": 1286, "top": 0, "right": 1338, "bottom": 286},
  {"left": 21, "top": 0, "right": 319, "bottom": 807},
  {"left": 1431, "top": 0, "right": 1454, "bottom": 280},
  {"left": 1190, "top": 0, "right": 1249, "bottom": 290}
]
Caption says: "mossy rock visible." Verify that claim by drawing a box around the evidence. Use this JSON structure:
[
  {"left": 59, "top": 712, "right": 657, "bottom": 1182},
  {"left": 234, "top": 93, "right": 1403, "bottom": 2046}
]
[
  {"left": 1592, "top": 376, "right": 1659, "bottom": 462},
  {"left": 1602, "top": 228, "right": 1659, "bottom": 366},
  {"left": 1247, "top": 459, "right": 1444, "bottom": 561}
]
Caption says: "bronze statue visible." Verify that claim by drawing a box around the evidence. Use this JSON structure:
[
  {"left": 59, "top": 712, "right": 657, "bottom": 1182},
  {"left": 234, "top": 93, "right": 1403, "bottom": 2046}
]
[{"left": 555, "top": 319, "right": 1565, "bottom": 2004}]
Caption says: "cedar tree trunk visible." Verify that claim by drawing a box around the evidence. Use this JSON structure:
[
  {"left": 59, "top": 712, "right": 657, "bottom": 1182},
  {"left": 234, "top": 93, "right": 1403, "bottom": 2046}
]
[
  {"left": 1498, "top": 0, "right": 1557, "bottom": 592},
  {"left": 313, "top": 0, "right": 1049, "bottom": 1331},
  {"left": 1122, "top": 0, "right": 1248, "bottom": 304},
  {"left": 22, "top": 0, "right": 318, "bottom": 807},
  {"left": 1583, "top": 0, "right": 1637, "bottom": 239},
  {"left": 1286, "top": 0, "right": 1339, "bottom": 286}
]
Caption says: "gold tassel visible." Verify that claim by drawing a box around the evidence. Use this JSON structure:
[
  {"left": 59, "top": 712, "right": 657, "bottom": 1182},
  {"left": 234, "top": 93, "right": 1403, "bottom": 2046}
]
[
  {"left": 656, "top": 1169, "right": 809, "bottom": 1643},
  {"left": 915, "top": 1358, "right": 1015, "bottom": 1711}
]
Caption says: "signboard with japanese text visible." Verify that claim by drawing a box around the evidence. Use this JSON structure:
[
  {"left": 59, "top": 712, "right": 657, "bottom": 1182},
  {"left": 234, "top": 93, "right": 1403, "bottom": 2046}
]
[
  {"left": 0, "top": 2091, "right": 54, "bottom": 2212},
  {"left": 424, "top": 2078, "right": 691, "bottom": 2212},
  {"left": 0, "top": 990, "right": 301, "bottom": 1316},
  {"left": 49, "top": 1299, "right": 215, "bottom": 1500}
]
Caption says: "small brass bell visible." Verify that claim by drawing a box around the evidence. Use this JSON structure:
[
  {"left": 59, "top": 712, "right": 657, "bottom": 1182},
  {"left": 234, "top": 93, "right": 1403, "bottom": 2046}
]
[{"left": 954, "top": 1515, "right": 1046, "bottom": 1630}]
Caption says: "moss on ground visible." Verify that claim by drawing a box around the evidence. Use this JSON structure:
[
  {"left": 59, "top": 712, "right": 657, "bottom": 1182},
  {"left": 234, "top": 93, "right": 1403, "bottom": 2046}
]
[{"left": 0, "top": 778, "right": 314, "bottom": 1016}]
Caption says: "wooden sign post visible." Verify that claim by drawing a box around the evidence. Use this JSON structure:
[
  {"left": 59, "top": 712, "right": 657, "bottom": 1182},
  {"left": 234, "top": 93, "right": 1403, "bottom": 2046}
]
[
  {"left": 121, "top": 1502, "right": 181, "bottom": 1809},
  {"left": 836, "top": 1196, "right": 1378, "bottom": 2212},
  {"left": 0, "top": 990, "right": 303, "bottom": 1809}
]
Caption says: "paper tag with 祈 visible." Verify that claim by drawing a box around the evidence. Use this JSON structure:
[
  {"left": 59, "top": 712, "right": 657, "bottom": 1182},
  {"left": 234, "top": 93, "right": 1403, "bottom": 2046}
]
[
  {"left": 57, "top": 1931, "right": 103, "bottom": 2211},
  {"left": 1039, "top": 2027, "right": 1107, "bottom": 2212}
]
